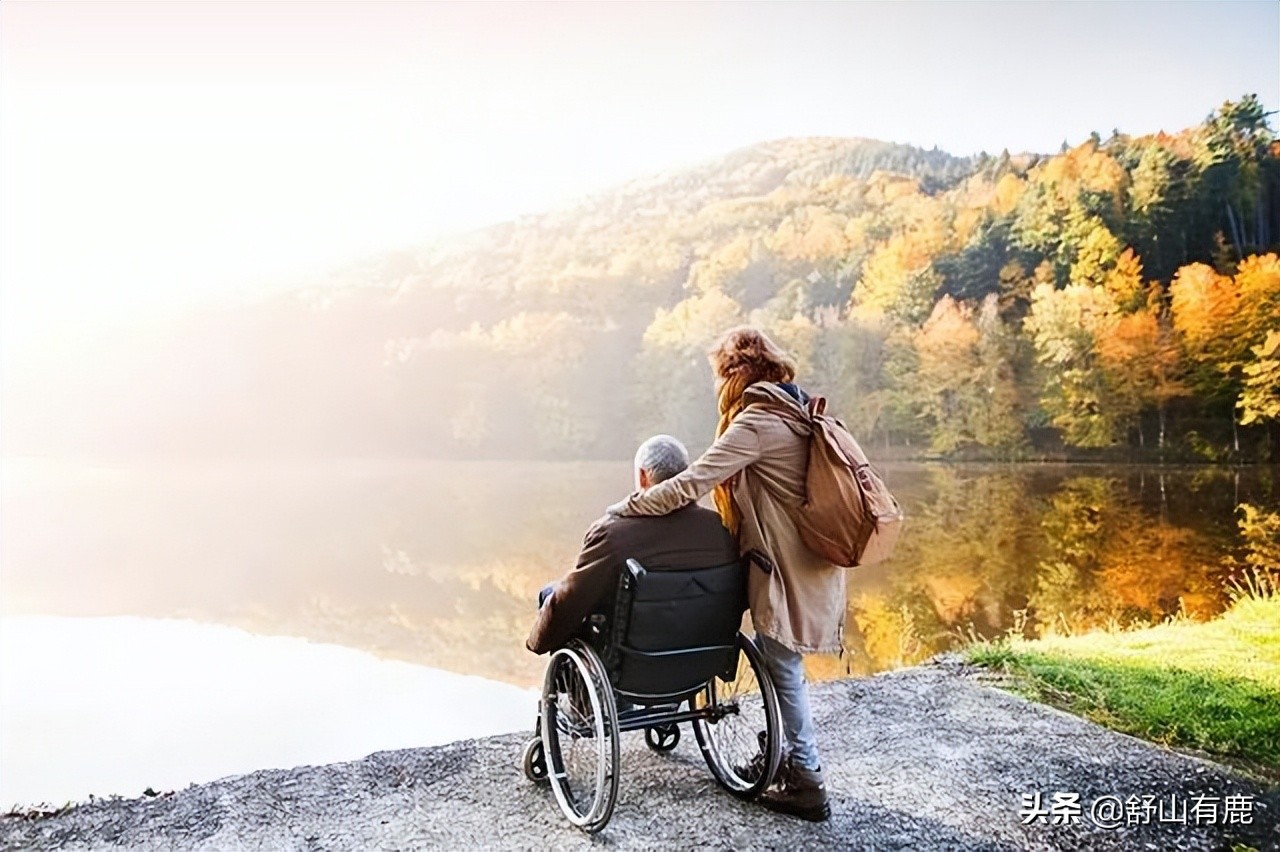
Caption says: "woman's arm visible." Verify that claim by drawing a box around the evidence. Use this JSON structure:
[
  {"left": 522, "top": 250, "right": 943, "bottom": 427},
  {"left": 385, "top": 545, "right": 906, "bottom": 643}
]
[{"left": 610, "top": 414, "right": 764, "bottom": 517}]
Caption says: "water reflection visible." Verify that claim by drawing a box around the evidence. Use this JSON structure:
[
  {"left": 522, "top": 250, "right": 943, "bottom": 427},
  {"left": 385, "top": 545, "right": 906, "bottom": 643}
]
[
  {"left": 1, "top": 460, "right": 1273, "bottom": 691},
  {"left": 836, "top": 464, "right": 1274, "bottom": 678}
]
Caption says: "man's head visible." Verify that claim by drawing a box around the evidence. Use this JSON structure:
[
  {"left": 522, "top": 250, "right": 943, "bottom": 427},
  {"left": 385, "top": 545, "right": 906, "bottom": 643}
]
[{"left": 633, "top": 434, "right": 689, "bottom": 490}]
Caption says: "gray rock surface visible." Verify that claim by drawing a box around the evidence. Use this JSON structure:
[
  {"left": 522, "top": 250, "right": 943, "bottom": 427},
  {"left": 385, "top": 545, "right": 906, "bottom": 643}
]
[{"left": 4, "top": 664, "right": 1277, "bottom": 850}]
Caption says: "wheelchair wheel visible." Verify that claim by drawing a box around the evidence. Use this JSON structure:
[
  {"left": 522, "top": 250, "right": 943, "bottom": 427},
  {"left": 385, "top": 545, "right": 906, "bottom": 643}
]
[
  {"left": 644, "top": 723, "right": 680, "bottom": 752},
  {"left": 691, "top": 632, "right": 782, "bottom": 800},
  {"left": 522, "top": 736, "right": 548, "bottom": 785},
  {"left": 540, "top": 640, "right": 619, "bottom": 832}
]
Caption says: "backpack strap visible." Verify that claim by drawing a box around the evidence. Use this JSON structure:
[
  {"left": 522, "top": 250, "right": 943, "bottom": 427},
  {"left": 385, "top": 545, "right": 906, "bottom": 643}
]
[{"left": 745, "top": 395, "right": 815, "bottom": 429}]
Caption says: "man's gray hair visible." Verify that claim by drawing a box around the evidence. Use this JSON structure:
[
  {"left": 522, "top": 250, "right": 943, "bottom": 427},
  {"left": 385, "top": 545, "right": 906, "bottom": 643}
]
[{"left": 634, "top": 434, "right": 690, "bottom": 484}]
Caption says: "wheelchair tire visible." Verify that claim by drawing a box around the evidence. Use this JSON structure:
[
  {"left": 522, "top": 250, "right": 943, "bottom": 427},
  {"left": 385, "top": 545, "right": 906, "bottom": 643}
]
[
  {"left": 644, "top": 723, "right": 680, "bottom": 753},
  {"left": 691, "top": 632, "right": 783, "bottom": 800},
  {"left": 540, "top": 640, "right": 620, "bottom": 833},
  {"left": 522, "top": 736, "right": 549, "bottom": 785}
]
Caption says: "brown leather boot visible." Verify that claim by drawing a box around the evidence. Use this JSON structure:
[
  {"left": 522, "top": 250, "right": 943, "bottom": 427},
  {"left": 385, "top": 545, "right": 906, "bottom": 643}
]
[{"left": 758, "top": 762, "right": 830, "bottom": 822}]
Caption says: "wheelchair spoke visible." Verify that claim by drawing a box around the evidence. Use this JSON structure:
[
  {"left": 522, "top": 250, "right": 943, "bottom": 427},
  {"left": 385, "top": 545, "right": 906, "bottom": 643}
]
[
  {"left": 552, "top": 663, "right": 599, "bottom": 809},
  {"left": 541, "top": 642, "right": 619, "bottom": 831},
  {"left": 692, "top": 634, "right": 782, "bottom": 799}
]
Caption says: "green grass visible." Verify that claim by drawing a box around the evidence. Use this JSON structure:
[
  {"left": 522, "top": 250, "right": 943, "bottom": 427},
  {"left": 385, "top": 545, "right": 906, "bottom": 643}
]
[{"left": 965, "top": 587, "right": 1280, "bottom": 773}]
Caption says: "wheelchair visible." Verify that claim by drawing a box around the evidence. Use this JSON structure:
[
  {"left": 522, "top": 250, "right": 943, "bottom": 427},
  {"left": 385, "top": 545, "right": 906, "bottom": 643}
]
[{"left": 521, "top": 558, "right": 784, "bottom": 833}]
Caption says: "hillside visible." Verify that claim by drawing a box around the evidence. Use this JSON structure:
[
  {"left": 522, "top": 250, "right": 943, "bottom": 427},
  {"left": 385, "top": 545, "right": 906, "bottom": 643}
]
[{"left": 3, "top": 97, "right": 1277, "bottom": 461}]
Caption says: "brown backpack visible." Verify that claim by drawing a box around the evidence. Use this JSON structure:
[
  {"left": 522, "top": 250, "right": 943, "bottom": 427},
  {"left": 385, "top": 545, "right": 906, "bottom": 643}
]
[{"left": 752, "top": 394, "right": 904, "bottom": 568}]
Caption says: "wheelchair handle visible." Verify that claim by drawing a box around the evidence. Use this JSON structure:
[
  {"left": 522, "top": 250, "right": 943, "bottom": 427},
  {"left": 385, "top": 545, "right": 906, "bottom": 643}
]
[{"left": 624, "top": 559, "right": 647, "bottom": 582}]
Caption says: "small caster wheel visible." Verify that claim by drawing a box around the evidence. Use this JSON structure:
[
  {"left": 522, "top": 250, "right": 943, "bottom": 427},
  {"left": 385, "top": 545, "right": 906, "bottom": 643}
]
[
  {"left": 522, "top": 736, "right": 549, "bottom": 785},
  {"left": 645, "top": 723, "right": 680, "bottom": 752}
]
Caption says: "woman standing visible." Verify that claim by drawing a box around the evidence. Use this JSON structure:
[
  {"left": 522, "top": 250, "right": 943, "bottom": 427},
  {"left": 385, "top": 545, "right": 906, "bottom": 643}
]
[{"left": 609, "top": 326, "right": 845, "bottom": 822}]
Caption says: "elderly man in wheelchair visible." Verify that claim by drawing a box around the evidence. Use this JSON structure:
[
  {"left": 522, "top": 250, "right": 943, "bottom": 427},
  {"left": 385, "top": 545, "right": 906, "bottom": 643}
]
[{"left": 523, "top": 435, "right": 784, "bottom": 833}]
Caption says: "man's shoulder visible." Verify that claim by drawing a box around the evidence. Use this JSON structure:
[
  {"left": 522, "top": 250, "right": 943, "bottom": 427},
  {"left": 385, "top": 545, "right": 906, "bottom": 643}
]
[
  {"left": 582, "top": 512, "right": 618, "bottom": 543},
  {"left": 678, "top": 505, "right": 737, "bottom": 548},
  {"left": 622, "top": 503, "right": 734, "bottom": 546},
  {"left": 593, "top": 501, "right": 727, "bottom": 539},
  {"left": 597, "top": 503, "right": 736, "bottom": 571},
  {"left": 582, "top": 509, "right": 711, "bottom": 548},
  {"left": 606, "top": 503, "right": 722, "bottom": 528},
  {"left": 677, "top": 503, "right": 729, "bottom": 527}
]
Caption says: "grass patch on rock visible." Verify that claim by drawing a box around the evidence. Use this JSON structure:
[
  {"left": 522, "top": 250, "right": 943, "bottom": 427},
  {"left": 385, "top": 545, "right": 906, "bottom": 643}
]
[{"left": 966, "top": 578, "right": 1280, "bottom": 774}]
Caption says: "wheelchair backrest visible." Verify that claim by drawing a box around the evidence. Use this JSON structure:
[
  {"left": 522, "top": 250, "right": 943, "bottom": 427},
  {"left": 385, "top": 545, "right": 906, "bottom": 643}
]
[{"left": 605, "top": 558, "right": 747, "bottom": 700}]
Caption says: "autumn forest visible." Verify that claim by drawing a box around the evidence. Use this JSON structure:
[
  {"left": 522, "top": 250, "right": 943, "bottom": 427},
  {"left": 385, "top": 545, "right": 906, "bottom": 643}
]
[{"left": 6, "top": 96, "right": 1278, "bottom": 463}]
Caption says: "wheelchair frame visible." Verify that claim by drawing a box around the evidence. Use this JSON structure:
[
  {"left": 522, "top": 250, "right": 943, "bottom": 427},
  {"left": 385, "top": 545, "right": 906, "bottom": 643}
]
[{"left": 521, "top": 559, "right": 784, "bottom": 833}]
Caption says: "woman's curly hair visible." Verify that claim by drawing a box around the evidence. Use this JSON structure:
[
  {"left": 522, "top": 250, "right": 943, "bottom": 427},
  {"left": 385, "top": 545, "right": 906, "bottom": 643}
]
[{"left": 707, "top": 326, "right": 796, "bottom": 385}]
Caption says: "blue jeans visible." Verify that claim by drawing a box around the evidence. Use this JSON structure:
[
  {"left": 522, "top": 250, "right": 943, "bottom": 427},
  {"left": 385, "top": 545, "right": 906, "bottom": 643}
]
[{"left": 754, "top": 633, "right": 820, "bottom": 771}]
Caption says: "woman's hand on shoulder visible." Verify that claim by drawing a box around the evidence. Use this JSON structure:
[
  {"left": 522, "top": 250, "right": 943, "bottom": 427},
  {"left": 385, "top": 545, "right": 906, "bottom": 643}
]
[{"left": 605, "top": 496, "right": 634, "bottom": 517}]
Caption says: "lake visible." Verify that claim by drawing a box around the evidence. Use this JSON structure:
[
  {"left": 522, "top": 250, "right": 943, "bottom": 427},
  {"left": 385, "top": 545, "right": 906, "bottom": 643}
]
[
  {"left": 0, "top": 616, "right": 536, "bottom": 807},
  {"left": 0, "top": 458, "right": 1273, "bottom": 804}
]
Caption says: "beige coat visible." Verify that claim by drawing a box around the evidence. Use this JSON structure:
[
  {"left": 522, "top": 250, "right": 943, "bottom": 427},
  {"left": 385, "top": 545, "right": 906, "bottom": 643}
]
[{"left": 615, "top": 382, "right": 846, "bottom": 653}]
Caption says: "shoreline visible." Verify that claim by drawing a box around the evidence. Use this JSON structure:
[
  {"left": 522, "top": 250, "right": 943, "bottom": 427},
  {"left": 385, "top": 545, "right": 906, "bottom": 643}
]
[{"left": 4, "top": 662, "right": 1276, "bottom": 851}]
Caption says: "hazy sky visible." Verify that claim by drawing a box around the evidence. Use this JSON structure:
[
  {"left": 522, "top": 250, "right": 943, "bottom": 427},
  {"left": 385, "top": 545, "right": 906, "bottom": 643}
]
[{"left": 2, "top": 1, "right": 1277, "bottom": 347}]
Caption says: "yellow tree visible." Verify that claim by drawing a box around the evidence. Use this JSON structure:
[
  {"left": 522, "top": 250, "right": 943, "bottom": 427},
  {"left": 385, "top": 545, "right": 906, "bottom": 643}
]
[
  {"left": 1171, "top": 254, "right": 1280, "bottom": 454},
  {"left": 1234, "top": 254, "right": 1280, "bottom": 349},
  {"left": 1095, "top": 305, "right": 1186, "bottom": 448},
  {"left": 1170, "top": 262, "right": 1237, "bottom": 401},
  {"left": 768, "top": 206, "right": 851, "bottom": 263},
  {"left": 912, "top": 296, "right": 983, "bottom": 452},
  {"left": 1025, "top": 281, "right": 1122, "bottom": 446},
  {"left": 851, "top": 233, "right": 943, "bottom": 324},
  {"left": 633, "top": 290, "right": 744, "bottom": 445},
  {"left": 687, "top": 235, "right": 754, "bottom": 294},
  {"left": 1068, "top": 218, "right": 1122, "bottom": 289},
  {"left": 1238, "top": 331, "right": 1280, "bottom": 459},
  {"left": 1235, "top": 253, "right": 1280, "bottom": 454},
  {"left": 1102, "top": 248, "right": 1146, "bottom": 313},
  {"left": 1013, "top": 139, "right": 1130, "bottom": 283},
  {"left": 993, "top": 173, "right": 1026, "bottom": 215}
]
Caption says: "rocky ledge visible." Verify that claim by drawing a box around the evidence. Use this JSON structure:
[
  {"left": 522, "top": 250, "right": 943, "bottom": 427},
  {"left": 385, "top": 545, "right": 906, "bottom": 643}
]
[{"left": 3, "top": 662, "right": 1277, "bottom": 850}]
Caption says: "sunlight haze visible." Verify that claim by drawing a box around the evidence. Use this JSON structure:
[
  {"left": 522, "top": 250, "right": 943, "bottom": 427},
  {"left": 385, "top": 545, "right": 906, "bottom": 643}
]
[{"left": 2, "top": 0, "right": 1277, "bottom": 346}]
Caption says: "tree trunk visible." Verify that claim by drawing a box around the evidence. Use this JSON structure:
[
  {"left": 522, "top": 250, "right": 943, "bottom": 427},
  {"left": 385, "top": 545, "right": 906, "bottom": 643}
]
[
  {"left": 1226, "top": 203, "right": 1244, "bottom": 260},
  {"left": 1157, "top": 404, "right": 1167, "bottom": 451},
  {"left": 1256, "top": 197, "right": 1265, "bottom": 250},
  {"left": 1232, "top": 416, "right": 1240, "bottom": 453}
]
